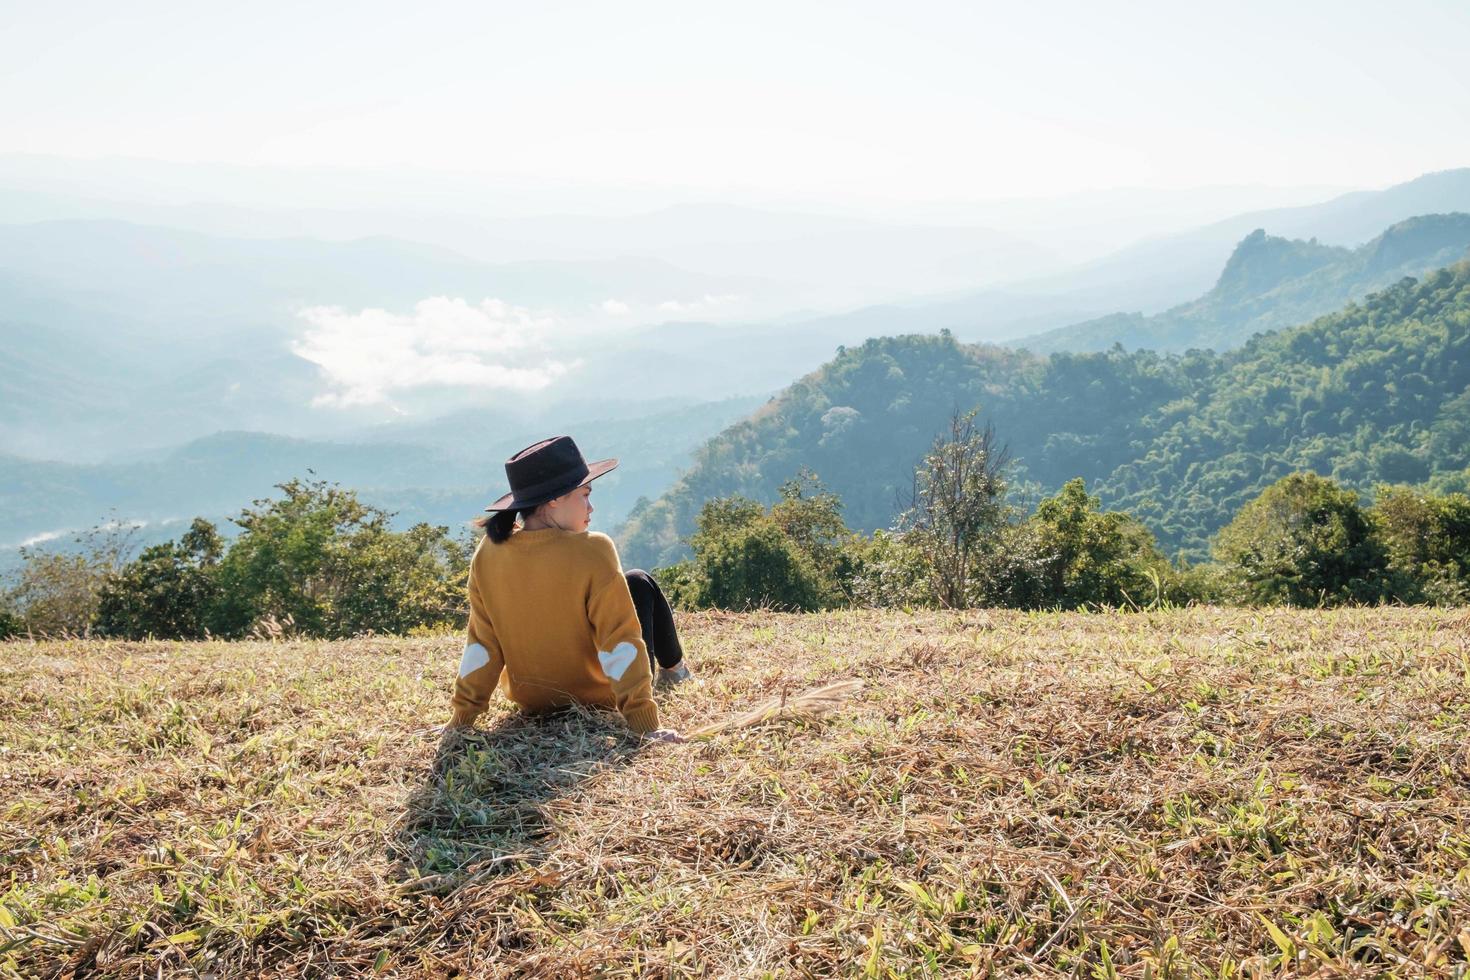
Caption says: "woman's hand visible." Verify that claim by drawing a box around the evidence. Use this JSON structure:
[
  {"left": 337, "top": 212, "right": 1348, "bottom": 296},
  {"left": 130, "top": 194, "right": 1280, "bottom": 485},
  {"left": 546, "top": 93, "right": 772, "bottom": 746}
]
[{"left": 645, "top": 728, "right": 686, "bottom": 744}]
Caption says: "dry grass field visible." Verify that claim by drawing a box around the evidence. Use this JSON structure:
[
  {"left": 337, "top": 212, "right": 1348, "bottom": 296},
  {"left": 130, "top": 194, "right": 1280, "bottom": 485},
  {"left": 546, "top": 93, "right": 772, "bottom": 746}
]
[{"left": 3, "top": 607, "right": 1469, "bottom": 977}]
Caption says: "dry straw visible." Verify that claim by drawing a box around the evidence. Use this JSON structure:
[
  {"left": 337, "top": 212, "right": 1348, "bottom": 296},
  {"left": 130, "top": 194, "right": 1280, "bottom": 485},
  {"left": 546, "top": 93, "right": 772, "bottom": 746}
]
[
  {"left": 687, "top": 678, "right": 864, "bottom": 737},
  {"left": 2, "top": 607, "right": 1468, "bottom": 976}
]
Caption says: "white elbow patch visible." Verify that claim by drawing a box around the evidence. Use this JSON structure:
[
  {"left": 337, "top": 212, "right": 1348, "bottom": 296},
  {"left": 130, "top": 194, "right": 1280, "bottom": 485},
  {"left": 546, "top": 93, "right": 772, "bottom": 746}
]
[
  {"left": 598, "top": 642, "right": 638, "bottom": 681},
  {"left": 459, "top": 642, "right": 490, "bottom": 678}
]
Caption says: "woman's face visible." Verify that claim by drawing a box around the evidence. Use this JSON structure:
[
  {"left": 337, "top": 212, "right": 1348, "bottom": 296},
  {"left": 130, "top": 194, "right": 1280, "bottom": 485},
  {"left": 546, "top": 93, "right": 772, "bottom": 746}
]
[{"left": 544, "top": 485, "right": 593, "bottom": 532}]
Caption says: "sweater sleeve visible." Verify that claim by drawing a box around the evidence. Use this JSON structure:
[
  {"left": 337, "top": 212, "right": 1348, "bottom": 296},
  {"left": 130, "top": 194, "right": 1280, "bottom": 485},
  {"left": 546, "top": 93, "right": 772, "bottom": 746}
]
[
  {"left": 449, "top": 546, "right": 506, "bottom": 728},
  {"left": 585, "top": 535, "right": 660, "bottom": 733}
]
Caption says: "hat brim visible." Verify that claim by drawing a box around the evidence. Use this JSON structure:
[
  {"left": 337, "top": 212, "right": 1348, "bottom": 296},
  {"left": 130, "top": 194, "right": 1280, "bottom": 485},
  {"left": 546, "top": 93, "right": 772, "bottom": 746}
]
[{"left": 484, "top": 457, "right": 618, "bottom": 512}]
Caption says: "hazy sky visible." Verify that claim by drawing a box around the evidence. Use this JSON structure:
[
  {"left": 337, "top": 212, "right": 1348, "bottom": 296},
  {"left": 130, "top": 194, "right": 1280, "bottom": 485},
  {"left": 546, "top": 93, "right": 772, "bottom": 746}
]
[{"left": 2, "top": 0, "right": 1467, "bottom": 203}]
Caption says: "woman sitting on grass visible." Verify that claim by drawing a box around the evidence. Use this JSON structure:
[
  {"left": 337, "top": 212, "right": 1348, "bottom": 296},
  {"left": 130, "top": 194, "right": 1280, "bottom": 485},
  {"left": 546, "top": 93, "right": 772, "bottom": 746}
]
[{"left": 448, "top": 435, "right": 691, "bottom": 743}]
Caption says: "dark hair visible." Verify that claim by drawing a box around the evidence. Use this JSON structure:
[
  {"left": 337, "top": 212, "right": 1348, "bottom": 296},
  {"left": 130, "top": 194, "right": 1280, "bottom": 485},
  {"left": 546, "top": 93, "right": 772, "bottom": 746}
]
[{"left": 476, "top": 508, "right": 522, "bottom": 543}]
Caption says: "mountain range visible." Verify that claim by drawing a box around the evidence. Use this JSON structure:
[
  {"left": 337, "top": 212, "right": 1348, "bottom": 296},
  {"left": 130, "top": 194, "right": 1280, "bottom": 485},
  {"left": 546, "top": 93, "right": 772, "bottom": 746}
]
[
  {"left": 6, "top": 169, "right": 1470, "bottom": 464},
  {"left": 6, "top": 167, "right": 1470, "bottom": 580},
  {"left": 796, "top": 169, "right": 1470, "bottom": 347},
  {"left": 1017, "top": 212, "right": 1470, "bottom": 353},
  {"left": 618, "top": 258, "right": 1470, "bottom": 567}
]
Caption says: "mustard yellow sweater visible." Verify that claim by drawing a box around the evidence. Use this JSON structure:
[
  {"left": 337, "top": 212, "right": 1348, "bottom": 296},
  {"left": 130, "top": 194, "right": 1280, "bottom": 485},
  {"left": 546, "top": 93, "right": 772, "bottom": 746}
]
[{"left": 449, "top": 528, "right": 660, "bottom": 733}]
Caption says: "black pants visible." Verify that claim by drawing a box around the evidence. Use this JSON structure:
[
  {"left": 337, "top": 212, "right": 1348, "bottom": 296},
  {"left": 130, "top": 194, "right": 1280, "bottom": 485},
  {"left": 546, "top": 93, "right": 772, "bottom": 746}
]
[{"left": 625, "top": 569, "right": 684, "bottom": 670}]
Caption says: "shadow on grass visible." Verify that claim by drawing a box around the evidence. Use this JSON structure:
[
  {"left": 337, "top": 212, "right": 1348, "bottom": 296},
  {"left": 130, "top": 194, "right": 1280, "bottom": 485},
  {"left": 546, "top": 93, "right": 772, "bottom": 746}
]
[{"left": 391, "top": 707, "right": 642, "bottom": 895}]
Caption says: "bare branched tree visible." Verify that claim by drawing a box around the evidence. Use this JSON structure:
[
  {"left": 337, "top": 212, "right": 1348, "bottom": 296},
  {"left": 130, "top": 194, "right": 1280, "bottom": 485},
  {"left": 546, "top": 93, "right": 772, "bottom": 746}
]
[{"left": 898, "top": 409, "right": 1013, "bottom": 608}]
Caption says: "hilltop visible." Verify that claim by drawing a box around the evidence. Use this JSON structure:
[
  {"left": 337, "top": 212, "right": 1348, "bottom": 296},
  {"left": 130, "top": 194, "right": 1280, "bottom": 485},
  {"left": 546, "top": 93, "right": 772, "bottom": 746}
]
[{"left": 2, "top": 607, "right": 1466, "bottom": 975}]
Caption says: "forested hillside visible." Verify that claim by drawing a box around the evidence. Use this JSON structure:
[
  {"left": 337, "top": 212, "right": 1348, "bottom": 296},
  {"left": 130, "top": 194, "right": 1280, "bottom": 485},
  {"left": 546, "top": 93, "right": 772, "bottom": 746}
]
[
  {"left": 620, "top": 261, "right": 1470, "bottom": 567},
  {"left": 1018, "top": 213, "right": 1470, "bottom": 353}
]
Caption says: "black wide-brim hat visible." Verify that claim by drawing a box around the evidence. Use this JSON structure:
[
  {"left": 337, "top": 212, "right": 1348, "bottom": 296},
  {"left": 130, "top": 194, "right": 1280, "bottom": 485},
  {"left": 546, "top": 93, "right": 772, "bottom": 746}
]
[{"left": 484, "top": 435, "right": 618, "bottom": 512}]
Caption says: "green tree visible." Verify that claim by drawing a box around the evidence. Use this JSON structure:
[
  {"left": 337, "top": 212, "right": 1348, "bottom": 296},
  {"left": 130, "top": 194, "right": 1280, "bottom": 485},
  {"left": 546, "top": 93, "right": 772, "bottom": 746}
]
[
  {"left": 1025, "top": 478, "right": 1169, "bottom": 608},
  {"left": 1214, "top": 472, "right": 1389, "bottom": 606},
  {"left": 94, "top": 518, "right": 223, "bottom": 639},
  {"left": 208, "top": 478, "right": 467, "bottom": 638},
  {"left": 1371, "top": 485, "right": 1470, "bottom": 604},
  {"left": 331, "top": 520, "right": 468, "bottom": 635},
  {"left": 675, "top": 491, "right": 835, "bottom": 612},
  {"left": 769, "top": 471, "right": 863, "bottom": 604},
  {"left": 693, "top": 520, "right": 825, "bottom": 611}
]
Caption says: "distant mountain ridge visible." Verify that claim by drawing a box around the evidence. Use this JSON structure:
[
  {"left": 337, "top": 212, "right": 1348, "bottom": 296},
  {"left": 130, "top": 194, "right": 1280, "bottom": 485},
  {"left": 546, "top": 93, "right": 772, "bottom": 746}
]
[
  {"left": 0, "top": 218, "right": 778, "bottom": 319},
  {"left": 0, "top": 183, "right": 1064, "bottom": 305},
  {"left": 0, "top": 153, "right": 1344, "bottom": 268},
  {"left": 789, "top": 169, "right": 1470, "bottom": 348},
  {"left": 1005, "top": 168, "right": 1470, "bottom": 314},
  {"left": 1017, "top": 213, "right": 1470, "bottom": 353}
]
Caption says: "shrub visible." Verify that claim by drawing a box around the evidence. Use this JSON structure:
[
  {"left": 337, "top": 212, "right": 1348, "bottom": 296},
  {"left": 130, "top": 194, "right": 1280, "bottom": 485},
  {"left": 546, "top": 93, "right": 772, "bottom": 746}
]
[
  {"left": 667, "top": 473, "right": 868, "bottom": 612},
  {"left": 95, "top": 519, "right": 222, "bottom": 639},
  {"left": 1214, "top": 472, "right": 1389, "bottom": 606},
  {"left": 650, "top": 559, "right": 702, "bottom": 611},
  {"left": 1024, "top": 478, "right": 1170, "bottom": 609},
  {"left": 846, "top": 530, "right": 935, "bottom": 608},
  {"left": 693, "top": 519, "right": 826, "bottom": 611},
  {"left": 1159, "top": 560, "right": 1230, "bottom": 606},
  {"left": 330, "top": 521, "right": 469, "bottom": 635},
  {"left": 207, "top": 479, "right": 468, "bottom": 638},
  {"left": 676, "top": 480, "right": 854, "bottom": 612}
]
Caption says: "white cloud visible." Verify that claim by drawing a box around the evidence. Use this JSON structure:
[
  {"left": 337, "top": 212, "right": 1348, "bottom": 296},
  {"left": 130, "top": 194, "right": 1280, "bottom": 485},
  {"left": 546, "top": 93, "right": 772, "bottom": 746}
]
[
  {"left": 600, "top": 299, "right": 630, "bottom": 315},
  {"left": 19, "top": 530, "right": 64, "bottom": 548},
  {"left": 292, "top": 297, "right": 572, "bottom": 407},
  {"left": 656, "top": 293, "right": 742, "bottom": 314},
  {"left": 12, "top": 518, "right": 149, "bottom": 551}
]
